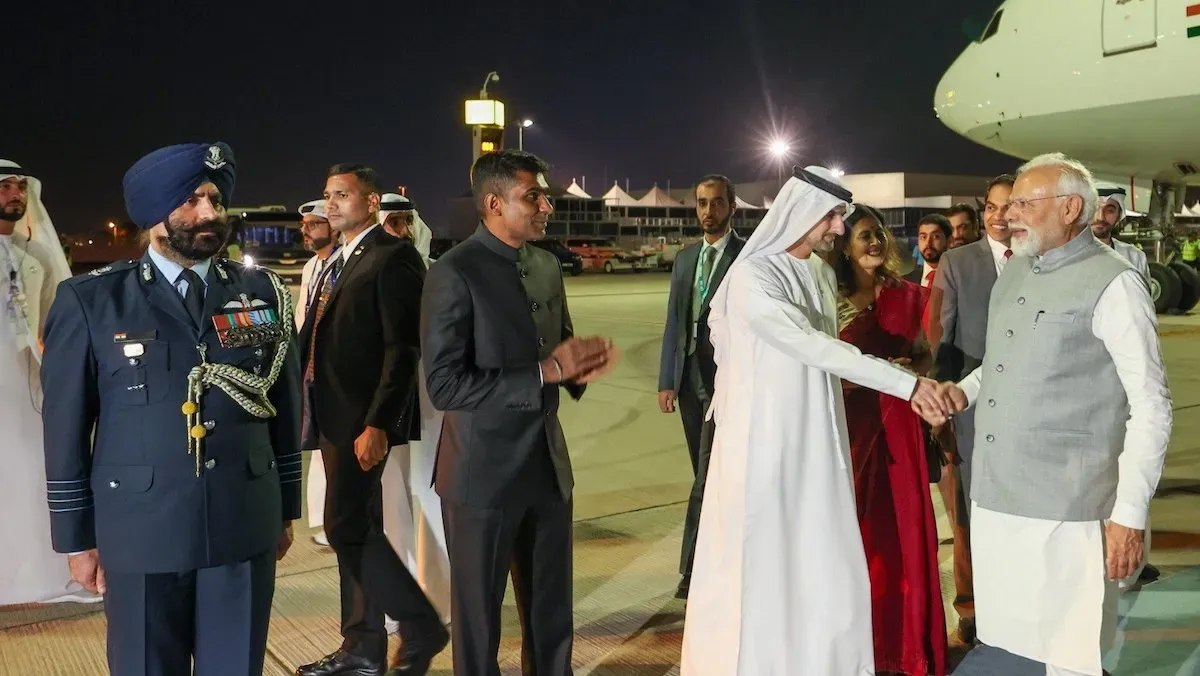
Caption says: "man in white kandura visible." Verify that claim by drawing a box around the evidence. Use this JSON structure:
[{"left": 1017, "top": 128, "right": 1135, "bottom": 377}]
[
  {"left": 377, "top": 193, "right": 450, "bottom": 623},
  {"left": 941, "top": 153, "right": 1171, "bottom": 676},
  {"left": 0, "top": 160, "right": 97, "bottom": 605},
  {"left": 295, "top": 199, "right": 340, "bottom": 547},
  {"left": 680, "top": 165, "right": 948, "bottom": 676}
]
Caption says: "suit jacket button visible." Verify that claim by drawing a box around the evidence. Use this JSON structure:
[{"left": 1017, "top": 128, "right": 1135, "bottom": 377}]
[
  {"left": 986, "top": 434, "right": 995, "bottom": 442},
  {"left": 204, "top": 458, "right": 217, "bottom": 470},
  {"left": 530, "top": 301, "right": 539, "bottom": 312},
  {"left": 268, "top": 460, "right": 276, "bottom": 469},
  {"left": 108, "top": 480, "right": 119, "bottom": 489},
  {"left": 538, "top": 337, "right": 546, "bottom": 347},
  {"left": 995, "top": 364, "right": 1004, "bottom": 373},
  {"left": 1017, "top": 297, "right": 1025, "bottom": 304},
  {"left": 203, "top": 420, "right": 216, "bottom": 430},
  {"left": 1005, "top": 329, "right": 1014, "bottom": 337}
]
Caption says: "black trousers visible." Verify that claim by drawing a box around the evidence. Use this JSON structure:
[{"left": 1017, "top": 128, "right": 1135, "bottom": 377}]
[
  {"left": 103, "top": 549, "right": 275, "bottom": 676},
  {"left": 321, "top": 437, "right": 442, "bottom": 662},
  {"left": 442, "top": 495, "right": 574, "bottom": 676},
  {"left": 677, "top": 357, "right": 713, "bottom": 576}
]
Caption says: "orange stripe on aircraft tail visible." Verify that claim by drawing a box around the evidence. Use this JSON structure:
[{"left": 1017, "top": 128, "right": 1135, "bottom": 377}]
[{"left": 1187, "top": 3, "right": 1200, "bottom": 17}]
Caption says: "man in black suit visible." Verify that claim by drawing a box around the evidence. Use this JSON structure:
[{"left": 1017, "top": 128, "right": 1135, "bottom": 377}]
[
  {"left": 296, "top": 164, "right": 446, "bottom": 676},
  {"left": 904, "top": 213, "right": 951, "bottom": 289},
  {"left": 656, "top": 174, "right": 745, "bottom": 599},
  {"left": 421, "top": 149, "right": 617, "bottom": 676}
]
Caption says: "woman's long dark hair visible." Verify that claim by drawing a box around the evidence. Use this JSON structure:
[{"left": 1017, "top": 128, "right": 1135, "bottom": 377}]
[{"left": 831, "top": 203, "right": 903, "bottom": 297}]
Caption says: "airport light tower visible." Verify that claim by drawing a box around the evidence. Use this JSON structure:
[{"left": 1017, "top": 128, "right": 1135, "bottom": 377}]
[{"left": 465, "top": 71, "right": 506, "bottom": 165}]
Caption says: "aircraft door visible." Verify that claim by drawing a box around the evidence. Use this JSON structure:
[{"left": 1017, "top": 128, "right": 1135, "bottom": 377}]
[{"left": 1103, "top": 0, "right": 1158, "bottom": 55}]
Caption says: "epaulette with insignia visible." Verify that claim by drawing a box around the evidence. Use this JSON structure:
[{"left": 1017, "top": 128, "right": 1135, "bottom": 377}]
[{"left": 72, "top": 259, "right": 138, "bottom": 284}]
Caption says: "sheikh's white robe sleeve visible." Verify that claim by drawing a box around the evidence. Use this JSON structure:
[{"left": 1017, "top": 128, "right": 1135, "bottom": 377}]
[
  {"left": 729, "top": 260, "right": 918, "bottom": 401},
  {"left": 1095, "top": 270, "right": 1172, "bottom": 530}
]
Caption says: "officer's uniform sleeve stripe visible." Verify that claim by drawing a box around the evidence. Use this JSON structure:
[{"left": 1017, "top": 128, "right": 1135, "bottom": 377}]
[{"left": 46, "top": 481, "right": 93, "bottom": 512}]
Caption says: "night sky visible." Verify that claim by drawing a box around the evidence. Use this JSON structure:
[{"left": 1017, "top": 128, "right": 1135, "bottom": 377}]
[{"left": 10, "top": 0, "right": 1014, "bottom": 236}]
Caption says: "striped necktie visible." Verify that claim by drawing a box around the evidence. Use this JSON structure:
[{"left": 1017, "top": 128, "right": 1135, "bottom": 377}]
[{"left": 303, "top": 254, "right": 343, "bottom": 382}]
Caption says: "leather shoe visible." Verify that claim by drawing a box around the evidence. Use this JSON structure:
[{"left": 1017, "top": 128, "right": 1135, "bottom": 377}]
[
  {"left": 956, "top": 617, "right": 977, "bottom": 645},
  {"left": 387, "top": 626, "right": 449, "bottom": 675},
  {"left": 296, "top": 649, "right": 385, "bottom": 676},
  {"left": 675, "top": 575, "right": 690, "bottom": 600}
]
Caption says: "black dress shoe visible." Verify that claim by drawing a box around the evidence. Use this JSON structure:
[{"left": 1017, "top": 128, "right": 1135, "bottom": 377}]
[
  {"left": 387, "top": 626, "right": 449, "bottom": 675},
  {"left": 956, "top": 617, "right": 977, "bottom": 645},
  {"left": 1139, "top": 562, "right": 1161, "bottom": 583},
  {"left": 296, "top": 649, "right": 385, "bottom": 676},
  {"left": 675, "top": 575, "right": 690, "bottom": 600}
]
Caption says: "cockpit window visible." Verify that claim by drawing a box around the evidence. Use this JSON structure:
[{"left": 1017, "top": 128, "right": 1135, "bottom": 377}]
[{"left": 979, "top": 9, "right": 1003, "bottom": 42}]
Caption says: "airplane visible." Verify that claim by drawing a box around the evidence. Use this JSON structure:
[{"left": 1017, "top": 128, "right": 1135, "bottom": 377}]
[{"left": 933, "top": 0, "right": 1200, "bottom": 313}]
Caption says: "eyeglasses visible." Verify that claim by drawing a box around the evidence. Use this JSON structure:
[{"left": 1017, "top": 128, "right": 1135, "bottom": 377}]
[{"left": 1003, "top": 194, "right": 1076, "bottom": 213}]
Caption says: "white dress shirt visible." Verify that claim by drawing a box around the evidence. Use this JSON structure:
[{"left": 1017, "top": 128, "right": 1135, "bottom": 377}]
[
  {"left": 341, "top": 224, "right": 378, "bottom": 264},
  {"left": 691, "top": 230, "right": 732, "bottom": 341},
  {"left": 985, "top": 234, "right": 1013, "bottom": 275}
]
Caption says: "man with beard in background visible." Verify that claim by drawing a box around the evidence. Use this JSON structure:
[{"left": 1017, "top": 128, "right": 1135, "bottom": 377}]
[
  {"left": 657, "top": 174, "right": 745, "bottom": 599},
  {"left": 40, "top": 142, "right": 302, "bottom": 675},
  {"left": 295, "top": 199, "right": 340, "bottom": 548}
]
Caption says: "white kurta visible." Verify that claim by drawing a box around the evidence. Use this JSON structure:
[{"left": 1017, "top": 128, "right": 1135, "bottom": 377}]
[
  {"left": 0, "top": 235, "right": 95, "bottom": 605},
  {"left": 681, "top": 253, "right": 918, "bottom": 676},
  {"left": 960, "top": 270, "right": 1171, "bottom": 675}
]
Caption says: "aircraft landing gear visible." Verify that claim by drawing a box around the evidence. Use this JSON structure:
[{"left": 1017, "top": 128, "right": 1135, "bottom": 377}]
[{"left": 1145, "top": 180, "right": 1199, "bottom": 314}]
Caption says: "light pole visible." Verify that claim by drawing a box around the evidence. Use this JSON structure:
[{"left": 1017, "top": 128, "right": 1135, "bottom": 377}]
[
  {"left": 479, "top": 71, "right": 499, "bottom": 99},
  {"left": 519, "top": 118, "right": 534, "bottom": 150},
  {"left": 768, "top": 139, "right": 791, "bottom": 187}
]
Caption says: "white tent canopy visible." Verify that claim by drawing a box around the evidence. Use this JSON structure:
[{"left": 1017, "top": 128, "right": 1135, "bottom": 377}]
[
  {"left": 734, "top": 196, "right": 760, "bottom": 210},
  {"left": 637, "top": 184, "right": 681, "bottom": 207},
  {"left": 602, "top": 181, "right": 639, "bottom": 207},
  {"left": 565, "top": 178, "right": 591, "bottom": 199}
]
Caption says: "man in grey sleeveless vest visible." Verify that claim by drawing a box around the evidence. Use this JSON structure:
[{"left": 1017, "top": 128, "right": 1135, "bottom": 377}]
[{"left": 936, "top": 153, "right": 1172, "bottom": 676}]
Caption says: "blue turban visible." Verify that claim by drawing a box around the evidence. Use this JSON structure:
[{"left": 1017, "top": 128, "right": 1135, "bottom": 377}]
[{"left": 122, "top": 142, "right": 237, "bottom": 229}]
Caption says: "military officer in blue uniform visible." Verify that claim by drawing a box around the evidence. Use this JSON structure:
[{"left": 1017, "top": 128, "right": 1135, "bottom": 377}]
[{"left": 40, "top": 141, "right": 302, "bottom": 676}]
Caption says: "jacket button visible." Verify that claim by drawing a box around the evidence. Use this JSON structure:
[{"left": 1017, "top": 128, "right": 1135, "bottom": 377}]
[
  {"left": 204, "top": 459, "right": 217, "bottom": 470},
  {"left": 203, "top": 420, "right": 216, "bottom": 430},
  {"left": 108, "top": 480, "right": 120, "bottom": 489},
  {"left": 986, "top": 434, "right": 995, "bottom": 442},
  {"left": 537, "top": 337, "right": 546, "bottom": 347},
  {"left": 520, "top": 268, "right": 529, "bottom": 278},
  {"left": 995, "top": 364, "right": 1004, "bottom": 373},
  {"left": 988, "top": 399, "right": 996, "bottom": 407},
  {"left": 530, "top": 301, "right": 539, "bottom": 312},
  {"left": 1033, "top": 267, "right": 1041, "bottom": 274},
  {"left": 1017, "top": 297, "right": 1025, "bottom": 305},
  {"left": 128, "top": 358, "right": 140, "bottom": 366},
  {"left": 1005, "top": 329, "right": 1014, "bottom": 338},
  {"left": 268, "top": 460, "right": 276, "bottom": 469}
]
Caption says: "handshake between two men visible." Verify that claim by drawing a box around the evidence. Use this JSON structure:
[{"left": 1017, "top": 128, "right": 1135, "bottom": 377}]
[
  {"left": 908, "top": 378, "right": 968, "bottom": 427},
  {"left": 540, "top": 335, "right": 621, "bottom": 385}
]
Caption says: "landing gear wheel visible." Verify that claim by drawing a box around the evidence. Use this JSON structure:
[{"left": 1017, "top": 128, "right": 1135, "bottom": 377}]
[
  {"left": 1148, "top": 262, "right": 1182, "bottom": 314},
  {"left": 1169, "top": 262, "right": 1200, "bottom": 312}
]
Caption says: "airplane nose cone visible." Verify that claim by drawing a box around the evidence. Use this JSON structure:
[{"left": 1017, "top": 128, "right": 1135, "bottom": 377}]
[{"left": 933, "top": 54, "right": 975, "bottom": 138}]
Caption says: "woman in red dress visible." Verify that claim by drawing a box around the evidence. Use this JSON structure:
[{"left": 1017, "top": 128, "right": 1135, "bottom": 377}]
[{"left": 832, "top": 205, "right": 946, "bottom": 676}]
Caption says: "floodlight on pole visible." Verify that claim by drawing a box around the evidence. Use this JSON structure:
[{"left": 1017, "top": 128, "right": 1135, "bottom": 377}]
[
  {"left": 519, "top": 118, "right": 534, "bottom": 150},
  {"left": 479, "top": 71, "right": 500, "bottom": 99},
  {"left": 767, "top": 138, "right": 792, "bottom": 187}
]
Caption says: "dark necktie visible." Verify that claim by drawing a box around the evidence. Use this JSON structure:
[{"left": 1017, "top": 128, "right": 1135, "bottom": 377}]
[
  {"left": 304, "top": 254, "right": 344, "bottom": 382},
  {"left": 180, "top": 268, "right": 205, "bottom": 328}
]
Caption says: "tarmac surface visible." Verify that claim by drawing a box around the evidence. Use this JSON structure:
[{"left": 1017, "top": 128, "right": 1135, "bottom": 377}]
[{"left": 2, "top": 271, "right": 1198, "bottom": 675}]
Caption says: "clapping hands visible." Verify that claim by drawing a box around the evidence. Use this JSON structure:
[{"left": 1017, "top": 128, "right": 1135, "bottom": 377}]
[{"left": 910, "top": 378, "right": 969, "bottom": 426}]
